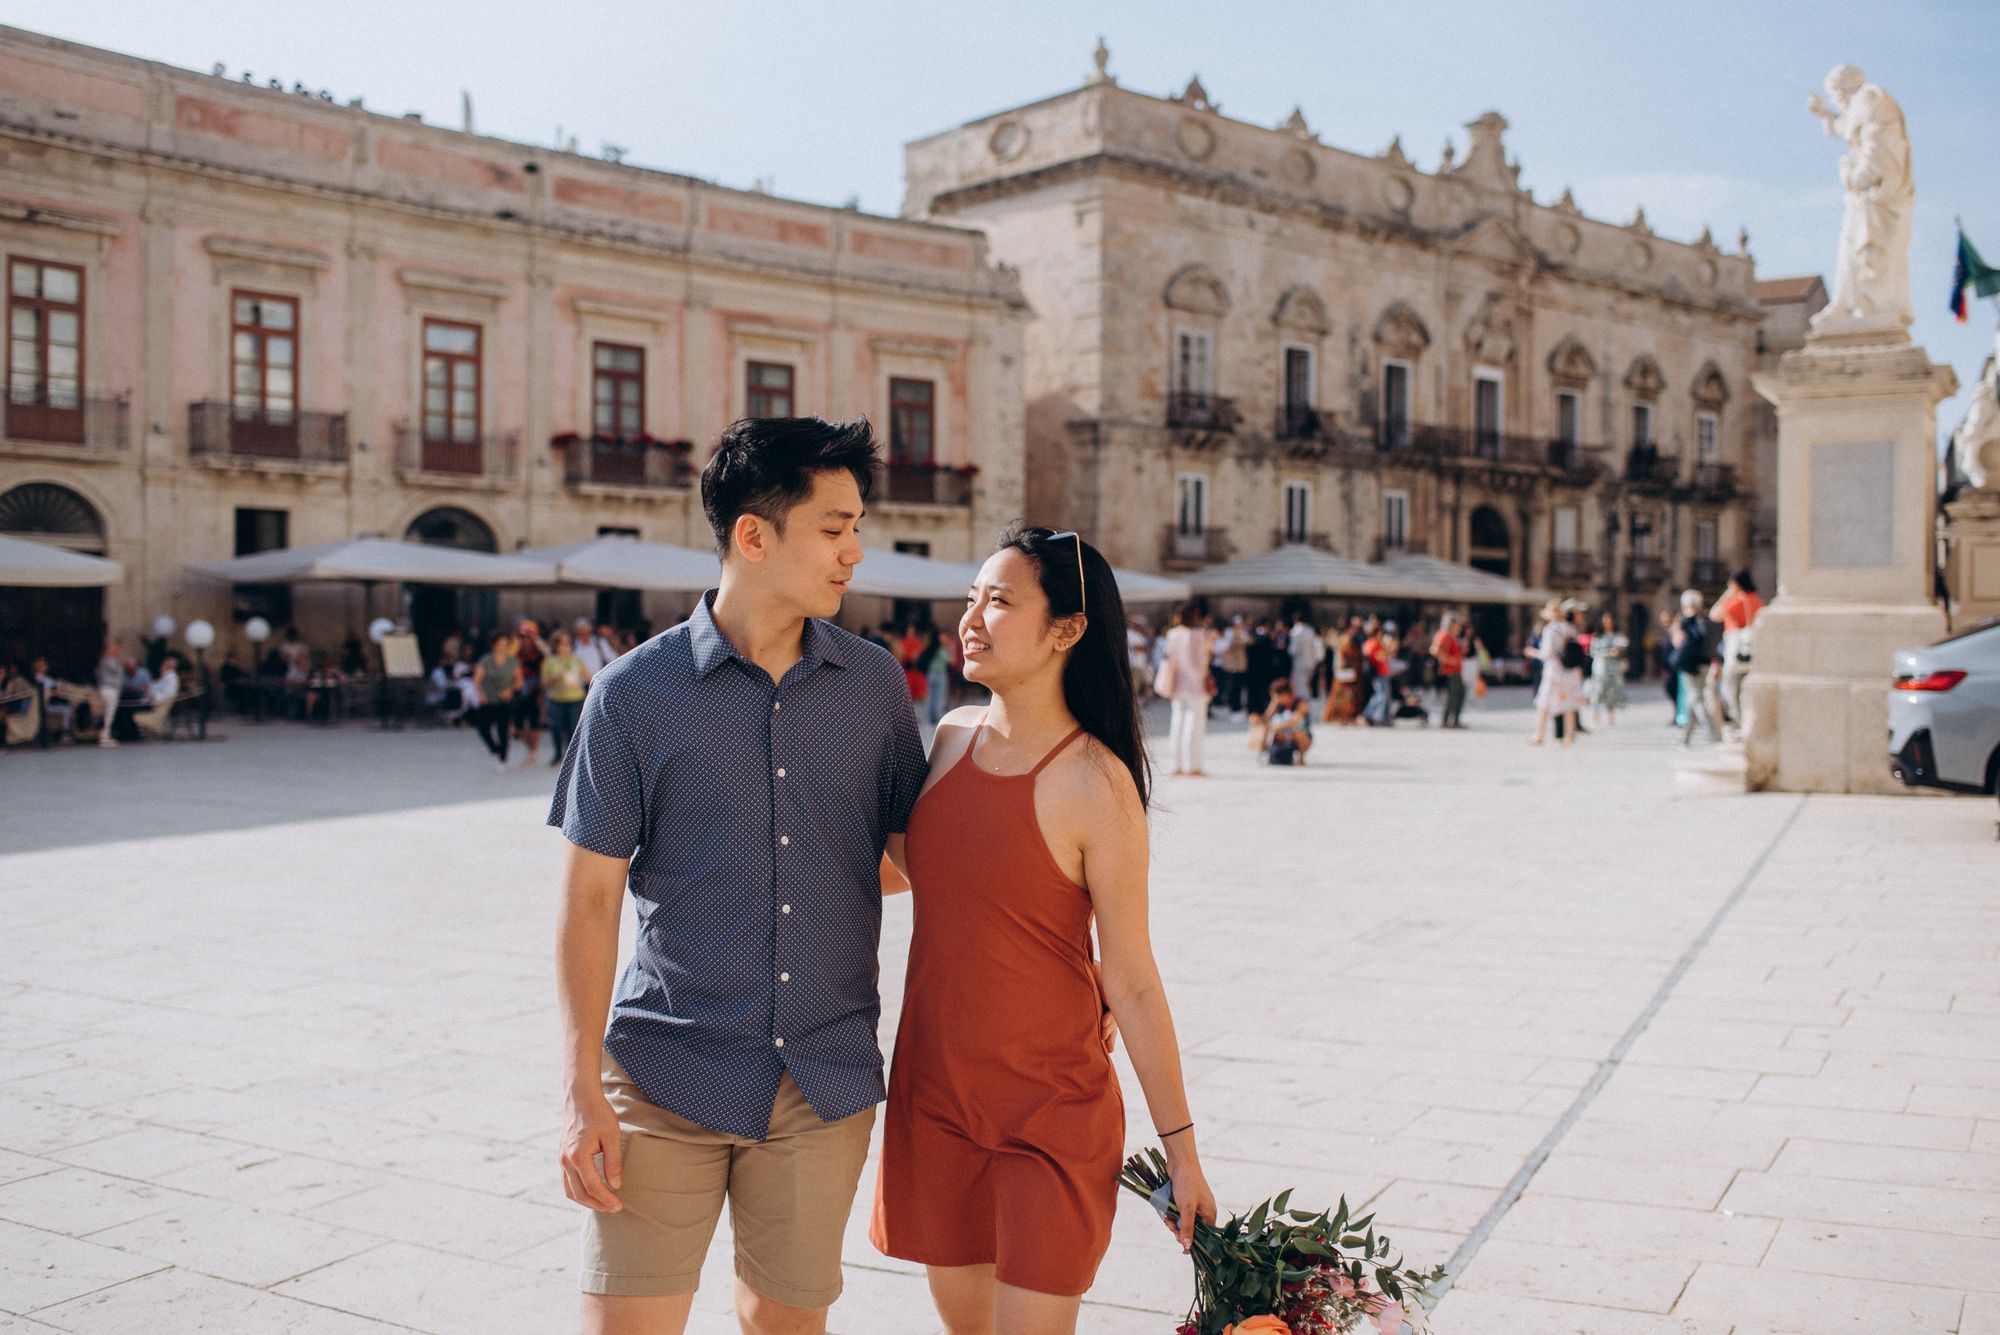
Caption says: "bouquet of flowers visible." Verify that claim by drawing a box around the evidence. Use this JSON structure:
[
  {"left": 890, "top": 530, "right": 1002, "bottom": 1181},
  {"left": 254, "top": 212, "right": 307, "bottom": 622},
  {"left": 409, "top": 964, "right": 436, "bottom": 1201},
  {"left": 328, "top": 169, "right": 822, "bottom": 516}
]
[{"left": 1119, "top": 1150, "right": 1446, "bottom": 1335}]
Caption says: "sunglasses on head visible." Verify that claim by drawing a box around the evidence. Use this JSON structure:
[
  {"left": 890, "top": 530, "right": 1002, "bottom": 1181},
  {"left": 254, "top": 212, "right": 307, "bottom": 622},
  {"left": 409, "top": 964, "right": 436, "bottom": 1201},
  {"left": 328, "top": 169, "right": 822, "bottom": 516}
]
[{"left": 1039, "top": 530, "right": 1085, "bottom": 613}]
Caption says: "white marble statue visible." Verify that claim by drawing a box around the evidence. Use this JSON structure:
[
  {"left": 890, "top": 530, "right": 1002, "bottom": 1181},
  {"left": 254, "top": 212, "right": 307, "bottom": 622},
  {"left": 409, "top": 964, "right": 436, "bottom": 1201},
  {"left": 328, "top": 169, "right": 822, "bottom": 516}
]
[
  {"left": 1806, "top": 65, "right": 1915, "bottom": 336},
  {"left": 1953, "top": 333, "right": 2000, "bottom": 491}
]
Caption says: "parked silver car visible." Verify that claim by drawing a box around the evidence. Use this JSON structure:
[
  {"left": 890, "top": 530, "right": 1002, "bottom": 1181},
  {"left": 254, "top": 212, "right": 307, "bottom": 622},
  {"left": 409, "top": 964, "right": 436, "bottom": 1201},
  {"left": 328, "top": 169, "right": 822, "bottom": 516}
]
[{"left": 1888, "top": 617, "right": 2000, "bottom": 795}]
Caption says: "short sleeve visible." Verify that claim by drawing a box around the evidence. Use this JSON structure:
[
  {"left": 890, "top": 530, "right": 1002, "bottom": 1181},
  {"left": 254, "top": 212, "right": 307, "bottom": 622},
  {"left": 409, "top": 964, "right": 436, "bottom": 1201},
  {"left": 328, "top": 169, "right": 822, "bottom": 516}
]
[
  {"left": 879, "top": 682, "right": 929, "bottom": 837},
  {"left": 547, "top": 686, "right": 647, "bottom": 860}
]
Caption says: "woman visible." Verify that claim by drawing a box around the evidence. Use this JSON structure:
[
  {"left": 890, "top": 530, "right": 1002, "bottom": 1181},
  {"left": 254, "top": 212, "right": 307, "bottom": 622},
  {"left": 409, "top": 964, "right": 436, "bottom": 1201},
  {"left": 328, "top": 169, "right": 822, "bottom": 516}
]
[
  {"left": 872, "top": 526, "right": 1218, "bottom": 1335},
  {"left": 540, "top": 630, "right": 591, "bottom": 766},
  {"left": 1258, "top": 677, "right": 1314, "bottom": 763},
  {"left": 511, "top": 619, "right": 548, "bottom": 767},
  {"left": 1588, "top": 611, "right": 1629, "bottom": 728},
  {"left": 1528, "top": 599, "right": 1584, "bottom": 746},
  {"left": 1157, "top": 601, "right": 1216, "bottom": 776},
  {"left": 471, "top": 631, "right": 520, "bottom": 770},
  {"left": 1710, "top": 569, "right": 1762, "bottom": 739}
]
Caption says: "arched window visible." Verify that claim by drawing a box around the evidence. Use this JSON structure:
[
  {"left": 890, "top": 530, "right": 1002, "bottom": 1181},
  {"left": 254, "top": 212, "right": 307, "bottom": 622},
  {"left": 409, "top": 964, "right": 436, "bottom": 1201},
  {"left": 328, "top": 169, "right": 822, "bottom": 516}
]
[
  {"left": 404, "top": 506, "right": 497, "bottom": 552},
  {"left": 0, "top": 482, "right": 106, "bottom": 552}
]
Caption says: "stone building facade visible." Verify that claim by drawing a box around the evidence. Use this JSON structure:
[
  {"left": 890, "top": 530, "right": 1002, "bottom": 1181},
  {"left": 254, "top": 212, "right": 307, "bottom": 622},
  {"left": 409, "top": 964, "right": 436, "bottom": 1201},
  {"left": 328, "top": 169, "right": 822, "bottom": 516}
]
[
  {"left": 905, "top": 60, "right": 1766, "bottom": 650},
  {"left": 0, "top": 25, "right": 1025, "bottom": 675}
]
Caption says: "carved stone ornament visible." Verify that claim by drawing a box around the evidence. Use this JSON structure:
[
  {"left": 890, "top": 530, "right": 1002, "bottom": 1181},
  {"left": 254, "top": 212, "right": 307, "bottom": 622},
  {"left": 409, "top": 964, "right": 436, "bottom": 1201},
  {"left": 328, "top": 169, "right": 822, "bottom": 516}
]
[
  {"left": 1177, "top": 76, "right": 1217, "bottom": 112},
  {"left": 1547, "top": 336, "right": 1598, "bottom": 386},
  {"left": 1628, "top": 206, "right": 1652, "bottom": 235},
  {"left": 1463, "top": 292, "right": 1517, "bottom": 366},
  {"left": 1691, "top": 361, "right": 1730, "bottom": 406},
  {"left": 1554, "top": 222, "right": 1583, "bottom": 257},
  {"left": 1950, "top": 336, "right": 1999, "bottom": 490},
  {"left": 1382, "top": 176, "right": 1415, "bottom": 214},
  {"left": 1177, "top": 117, "right": 1217, "bottom": 161},
  {"left": 989, "top": 120, "right": 1028, "bottom": 162},
  {"left": 1273, "top": 285, "right": 1331, "bottom": 336},
  {"left": 1374, "top": 302, "right": 1431, "bottom": 358},
  {"left": 1280, "top": 107, "right": 1316, "bottom": 141},
  {"left": 1629, "top": 241, "right": 1654, "bottom": 272},
  {"left": 1282, "top": 148, "right": 1316, "bottom": 186},
  {"left": 1164, "top": 263, "right": 1230, "bottom": 316},
  {"left": 1624, "top": 354, "right": 1666, "bottom": 399},
  {"left": 1088, "top": 36, "right": 1113, "bottom": 85},
  {"left": 1380, "top": 135, "right": 1413, "bottom": 170},
  {"left": 1554, "top": 187, "right": 1581, "bottom": 215}
]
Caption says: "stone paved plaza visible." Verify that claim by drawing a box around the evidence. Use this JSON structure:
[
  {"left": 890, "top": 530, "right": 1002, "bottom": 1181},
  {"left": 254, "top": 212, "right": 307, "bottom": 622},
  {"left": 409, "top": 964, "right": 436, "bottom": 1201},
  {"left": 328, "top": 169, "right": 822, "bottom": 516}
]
[{"left": 1, "top": 690, "right": 1995, "bottom": 1334}]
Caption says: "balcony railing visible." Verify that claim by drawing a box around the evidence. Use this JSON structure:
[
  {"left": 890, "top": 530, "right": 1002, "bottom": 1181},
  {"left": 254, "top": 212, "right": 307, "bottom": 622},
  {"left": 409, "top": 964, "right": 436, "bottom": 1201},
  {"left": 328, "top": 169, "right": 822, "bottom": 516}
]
[
  {"left": 395, "top": 425, "right": 519, "bottom": 481},
  {"left": 1624, "top": 446, "right": 1681, "bottom": 488},
  {"left": 1161, "top": 523, "right": 1230, "bottom": 566},
  {"left": 1275, "top": 404, "right": 1331, "bottom": 440},
  {"left": 1273, "top": 528, "right": 1333, "bottom": 551},
  {"left": 189, "top": 402, "right": 349, "bottom": 464},
  {"left": 4, "top": 393, "right": 129, "bottom": 452},
  {"left": 1373, "top": 423, "right": 1601, "bottom": 476},
  {"left": 1548, "top": 551, "right": 1596, "bottom": 585},
  {"left": 556, "top": 434, "right": 695, "bottom": 489},
  {"left": 1690, "top": 558, "right": 1730, "bottom": 588},
  {"left": 877, "top": 460, "right": 977, "bottom": 507},
  {"left": 1626, "top": 554, "right": 1669, "bottom": 589},
  {"left": 1167, "top": 393, "right": 1240, "bottom": 433},
  {"left": 1372, "top": 536, "right": 1430, "bottom": 562},
  {"left": 1691, "top": 462, "right": 1739, "bottom": 497}
]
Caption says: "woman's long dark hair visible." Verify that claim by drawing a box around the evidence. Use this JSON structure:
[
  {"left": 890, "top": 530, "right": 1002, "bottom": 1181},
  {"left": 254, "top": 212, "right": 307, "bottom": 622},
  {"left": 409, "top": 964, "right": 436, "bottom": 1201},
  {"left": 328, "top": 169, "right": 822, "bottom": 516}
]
[{"left": 995, "top": 523, "right": 1151, "bottom": 811}]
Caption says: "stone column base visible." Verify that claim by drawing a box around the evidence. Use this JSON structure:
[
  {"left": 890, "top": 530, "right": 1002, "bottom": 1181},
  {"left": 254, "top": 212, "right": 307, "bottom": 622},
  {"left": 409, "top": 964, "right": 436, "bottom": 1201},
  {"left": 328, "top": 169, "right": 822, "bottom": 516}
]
[
  {"left": 1742, "top": 600, "right": 1946, "bottom": 794},
  {"left": 1943, "top": 491, "right": 2000, "bottom": 630}
]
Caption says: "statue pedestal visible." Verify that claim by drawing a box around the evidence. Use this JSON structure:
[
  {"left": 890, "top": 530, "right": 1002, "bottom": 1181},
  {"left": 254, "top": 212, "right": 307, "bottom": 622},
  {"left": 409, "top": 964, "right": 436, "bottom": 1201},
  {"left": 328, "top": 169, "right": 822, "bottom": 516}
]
[
  {"left": 1943, "top": 490, "right": 2000, "bottom": 629},
  {"left": 1745, "top": 336, "right": 1957, "bottom": 793}
]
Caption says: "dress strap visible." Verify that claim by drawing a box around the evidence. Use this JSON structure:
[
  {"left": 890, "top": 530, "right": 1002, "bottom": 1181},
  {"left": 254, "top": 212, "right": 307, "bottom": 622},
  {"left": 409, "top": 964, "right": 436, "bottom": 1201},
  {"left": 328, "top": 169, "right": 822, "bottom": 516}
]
[{"left": 1028, "top": 726, "right": 1089, "bottom": 777}]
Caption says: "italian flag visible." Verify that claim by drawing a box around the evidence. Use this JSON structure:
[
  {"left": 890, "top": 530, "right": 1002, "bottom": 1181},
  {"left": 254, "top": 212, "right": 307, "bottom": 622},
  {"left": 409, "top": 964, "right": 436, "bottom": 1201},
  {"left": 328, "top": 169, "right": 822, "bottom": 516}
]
[{"left": 1951, "top": 226, "right": 2000, "bottom": 322}]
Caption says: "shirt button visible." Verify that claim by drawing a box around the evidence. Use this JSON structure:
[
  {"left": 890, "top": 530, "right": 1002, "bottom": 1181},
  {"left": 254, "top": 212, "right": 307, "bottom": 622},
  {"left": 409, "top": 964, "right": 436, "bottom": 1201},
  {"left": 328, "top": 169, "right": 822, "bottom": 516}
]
[
  {"left": 772, "top": 700, "right": 781, "bottom": 711},
  {"left": 774, "top": 1037, "right": 784, "bottom": 1048},
  {"left": 781, "top": 904, "right": 791, "bottom": 914},
  {"left": 776, "top": 767, "right": 786, "bottom": 778},
  {"left": 780, "top": 972, "right": 791, "bottom": 983},
  {"left": 779, "top": 835, "right": 790, "bottom": 846}
]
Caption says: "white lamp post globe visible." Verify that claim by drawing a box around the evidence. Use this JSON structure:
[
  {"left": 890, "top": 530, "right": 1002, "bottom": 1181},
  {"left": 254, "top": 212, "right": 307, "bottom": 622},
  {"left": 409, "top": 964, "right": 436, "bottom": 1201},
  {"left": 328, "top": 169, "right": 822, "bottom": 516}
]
[
  {"left": 185, "top": 620, "right": 216, "bottom": 650},
  {"left": 368, "top": 617, "right": 396, "bottom": 644},
  {"left": 244, "top": 616, "right": 272, "bottom": 644},
  {"left": 152, "top": 615, "right": 176, "bottom": 639}
]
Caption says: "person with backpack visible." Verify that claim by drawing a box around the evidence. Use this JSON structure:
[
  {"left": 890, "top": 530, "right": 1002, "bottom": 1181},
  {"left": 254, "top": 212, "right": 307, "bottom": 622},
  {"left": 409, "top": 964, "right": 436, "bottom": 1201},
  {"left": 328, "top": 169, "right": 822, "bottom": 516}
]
[
  {"left": 1673, "top": 588, "right": 1724, "bottom": 746},
  {"left": 1528, "top": 599, "right": 1585, "bottom": 747}
]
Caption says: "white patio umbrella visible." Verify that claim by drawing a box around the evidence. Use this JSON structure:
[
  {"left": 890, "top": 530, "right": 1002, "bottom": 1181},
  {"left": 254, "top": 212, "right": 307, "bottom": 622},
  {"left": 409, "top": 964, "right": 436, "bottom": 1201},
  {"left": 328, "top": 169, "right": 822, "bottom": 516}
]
[
  {"left": 186, "top": 537, "right": 557, "bottom": 586},
  {"left": 846, "top": 547, "right": 976, "bottom": 600},
  {"left": 514, "top": 536, "right": 718, "bottom": 592},
  {"left": 1376, "top": 552, "right": 1549, "bottom": 606},
  {"left": 0, "top": 533, "right": 124, "bottom": 588},
  {"left": 1186, "top": 544, "right": 1418, "bottom": 600}
]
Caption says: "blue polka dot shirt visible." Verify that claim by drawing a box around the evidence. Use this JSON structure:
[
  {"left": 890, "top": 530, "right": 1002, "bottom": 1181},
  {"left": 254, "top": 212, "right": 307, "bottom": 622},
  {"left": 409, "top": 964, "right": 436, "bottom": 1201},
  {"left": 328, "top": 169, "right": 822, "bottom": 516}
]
[{"left": 548, "top": 590, "right": 929, "bottom": 1140}]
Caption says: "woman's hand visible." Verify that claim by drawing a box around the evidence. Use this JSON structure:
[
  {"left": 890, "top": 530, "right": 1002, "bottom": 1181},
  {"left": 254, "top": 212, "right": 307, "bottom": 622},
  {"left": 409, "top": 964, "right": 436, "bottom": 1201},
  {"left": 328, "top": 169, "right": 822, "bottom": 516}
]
[{"left": 1163, "top": 1137, "right": 1218, "bottom": 1252}]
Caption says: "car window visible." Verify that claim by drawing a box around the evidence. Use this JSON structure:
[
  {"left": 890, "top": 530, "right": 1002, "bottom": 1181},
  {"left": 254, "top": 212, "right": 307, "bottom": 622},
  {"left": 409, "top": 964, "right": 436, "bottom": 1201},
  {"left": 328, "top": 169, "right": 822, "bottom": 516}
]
[{"left": 1929, "top": 618, "right": 2000, "bottom": 649}]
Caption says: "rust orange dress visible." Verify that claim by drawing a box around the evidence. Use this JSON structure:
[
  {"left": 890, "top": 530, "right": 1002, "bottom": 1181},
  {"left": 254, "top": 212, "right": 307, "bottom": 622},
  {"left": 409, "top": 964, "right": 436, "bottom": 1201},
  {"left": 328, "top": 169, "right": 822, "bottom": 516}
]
[{"left": 869, "top": 718, "right": 1126, "bottom": 1296}]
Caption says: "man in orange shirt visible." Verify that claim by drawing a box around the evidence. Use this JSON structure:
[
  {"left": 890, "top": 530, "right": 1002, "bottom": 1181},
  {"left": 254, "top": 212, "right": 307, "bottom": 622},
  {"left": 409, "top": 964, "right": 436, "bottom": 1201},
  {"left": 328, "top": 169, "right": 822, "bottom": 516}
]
[
  {"left": 1430, "top": 618, "right": 1468, "bottom": 729},
  {"left": 1709, "top": 570, "right": 1763, "bottom": 738}
]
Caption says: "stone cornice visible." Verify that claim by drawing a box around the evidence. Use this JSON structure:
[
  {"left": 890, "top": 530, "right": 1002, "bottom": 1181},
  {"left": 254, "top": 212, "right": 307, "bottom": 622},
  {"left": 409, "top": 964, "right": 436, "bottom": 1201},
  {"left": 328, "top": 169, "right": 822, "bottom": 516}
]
[
  {"left": 0, "top": 197, "right": 122, "bottom": 236},
  {"left": 202, "top": 235, "right": 330, "bottom": 270}
]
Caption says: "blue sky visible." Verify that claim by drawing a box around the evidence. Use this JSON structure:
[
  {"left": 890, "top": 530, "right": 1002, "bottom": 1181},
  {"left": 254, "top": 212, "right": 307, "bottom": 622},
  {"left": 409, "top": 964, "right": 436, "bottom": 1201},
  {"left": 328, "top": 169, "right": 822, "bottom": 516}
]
[{"left": 14, "top": 0, "right": 1998, "bottom": 438}]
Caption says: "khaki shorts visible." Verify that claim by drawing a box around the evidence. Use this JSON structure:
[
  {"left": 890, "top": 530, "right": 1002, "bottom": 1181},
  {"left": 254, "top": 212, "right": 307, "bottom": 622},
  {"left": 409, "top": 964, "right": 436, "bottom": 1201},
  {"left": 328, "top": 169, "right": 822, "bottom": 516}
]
[{"left": 581, "top": 1052, "right": 876, "bottom": 1307}]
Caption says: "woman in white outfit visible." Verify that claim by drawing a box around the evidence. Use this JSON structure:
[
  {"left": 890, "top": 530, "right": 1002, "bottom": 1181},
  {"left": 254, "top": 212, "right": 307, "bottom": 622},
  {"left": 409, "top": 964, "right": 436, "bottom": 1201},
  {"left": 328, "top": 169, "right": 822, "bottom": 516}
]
[{"left": 1158, "top": 602, "right": 1217, "bottom": 776}]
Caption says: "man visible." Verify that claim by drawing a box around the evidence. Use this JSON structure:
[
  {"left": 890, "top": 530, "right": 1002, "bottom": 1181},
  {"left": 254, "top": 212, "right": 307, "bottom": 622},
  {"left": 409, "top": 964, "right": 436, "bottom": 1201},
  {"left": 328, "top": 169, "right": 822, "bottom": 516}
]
[
  {"left": 1672, "top": 588, "right": 1723, "bottom": 747},
  {"left": 574, "top": 616, "right": 610, "bottom": 676},
  {"left": 94, "top": 639, "right": 124, "bottom": 748},
  {"left": 1285, "top": 610, "right": 1318, "bottom": 706},
  {"left": 1431, "top": 617, "right": 1467, "bottom": 729},
  {"left": 551, "top": 417, "right": 926, "bottom": 1335}
]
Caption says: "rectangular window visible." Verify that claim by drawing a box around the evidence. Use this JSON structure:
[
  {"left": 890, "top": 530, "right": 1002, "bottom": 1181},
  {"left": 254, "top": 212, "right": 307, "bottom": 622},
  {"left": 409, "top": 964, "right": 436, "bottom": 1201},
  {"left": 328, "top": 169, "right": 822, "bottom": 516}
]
[
  {"left": 1632, "top": 402, "right": 1653, "bottom": 450},
  {"left": 1473, "top": 372, "right": 1503, "bottom": 450},
  {"left": 1176, "top": 474, "right": 1208, "bottom": 535},
  {"left": 231, "top": 290, "right": 298, "bottom": 421},
  {"left": 232, "top": 507, "right": 291, "bottom": 627},
  {"left": 1553, "top": 506, "right": 1580, "bottom": 554},
  {"left": 1282, "top": 481, "right": 1312, "bottom": 544},
  {"left": 1282, "top": 346, "right": 1313, "bottom": 412},
  {"left": 7, "top": 258, "right": 84, "bottom": 443},
  {"left": 1631, "top": 514, "right": 1655, "bottom": 557},
  {"left": 592, "top": 342, "right": 645, "bottom": 438},
  {"left": 422, "top": 319, "right": 482, "bottom": 444},
  {"left": 1174, "top": 329, "right": 1213, "bottom": 398},
  {"left": 1381, "top": 360, "right": 1411, "bottom": 446},
  {"left": 746, "top": 360, "right": 794, "bottom": 418},
  {"left": 1382, "top": 489, "right": 1408, "bottom": 551},
  {"left": 1696, "top": 411, "right": 1718, "bottom": 465},
  {"left": 1696, "top": 519, "right": 1718, "bottom": 560},
  {"left": 889, "top": 376, "right": 935, "bottom": 465},
  {"left": 1556, "top": 390, "right": 1580, "bottom": 447}
]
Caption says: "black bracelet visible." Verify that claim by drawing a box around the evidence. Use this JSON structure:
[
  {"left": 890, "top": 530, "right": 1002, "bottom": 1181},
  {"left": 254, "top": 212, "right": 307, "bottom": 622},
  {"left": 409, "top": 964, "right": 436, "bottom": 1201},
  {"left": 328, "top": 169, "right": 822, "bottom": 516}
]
[{"left": 1157, "top": 1121, "right": 1195, "bottom": 1140}]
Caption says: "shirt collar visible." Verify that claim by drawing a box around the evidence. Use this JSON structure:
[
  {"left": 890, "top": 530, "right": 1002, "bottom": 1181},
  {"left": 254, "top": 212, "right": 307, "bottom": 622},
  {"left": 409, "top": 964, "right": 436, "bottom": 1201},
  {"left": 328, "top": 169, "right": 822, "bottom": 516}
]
[{"left": 689, "top": 589, "right": 851, "bottom": 679}]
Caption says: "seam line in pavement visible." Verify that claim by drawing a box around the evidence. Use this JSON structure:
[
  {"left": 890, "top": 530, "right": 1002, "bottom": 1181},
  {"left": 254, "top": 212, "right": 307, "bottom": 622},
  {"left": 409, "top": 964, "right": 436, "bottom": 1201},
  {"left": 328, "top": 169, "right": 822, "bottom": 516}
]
[{"left": 1430, "top": 792, "right": 1809, "bottom": 1307}]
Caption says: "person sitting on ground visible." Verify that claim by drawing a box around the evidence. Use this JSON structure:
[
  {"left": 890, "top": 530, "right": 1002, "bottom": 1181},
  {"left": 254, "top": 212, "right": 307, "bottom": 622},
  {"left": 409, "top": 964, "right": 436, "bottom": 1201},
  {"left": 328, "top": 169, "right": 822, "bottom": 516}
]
[
  {"left": 131, "top": 653, "right": 181, "bottom": 737},
  {"left": 1259, "top": 678, "right": 1314, "bottom": 765}
]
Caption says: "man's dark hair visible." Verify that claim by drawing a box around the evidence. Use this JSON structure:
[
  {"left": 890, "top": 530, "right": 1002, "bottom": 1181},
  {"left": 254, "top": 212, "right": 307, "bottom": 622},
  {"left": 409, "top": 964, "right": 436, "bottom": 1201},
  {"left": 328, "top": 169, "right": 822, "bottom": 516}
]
[{"left": 700, "top": 417, "right": 878, "bottom": 557}]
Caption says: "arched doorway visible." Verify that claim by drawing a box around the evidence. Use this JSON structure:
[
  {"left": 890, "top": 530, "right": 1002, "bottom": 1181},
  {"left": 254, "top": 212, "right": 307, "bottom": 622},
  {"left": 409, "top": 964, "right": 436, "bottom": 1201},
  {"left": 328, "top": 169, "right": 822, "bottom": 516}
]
[
  {"left": 0, "top": 482, "right": 109, "bottom": 679},
  {"left": 405, "top": 506, "right": 499, "bottom": 666},
  {"left": 1465, "top": 504, "right": 1514, "bottom": 653}
]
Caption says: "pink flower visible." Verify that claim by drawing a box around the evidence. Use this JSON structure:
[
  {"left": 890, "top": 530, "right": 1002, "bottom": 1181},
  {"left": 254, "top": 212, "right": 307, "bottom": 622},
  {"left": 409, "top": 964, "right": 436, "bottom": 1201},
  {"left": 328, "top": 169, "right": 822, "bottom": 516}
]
[
  {"left": 1333, "top": 1275, "right": 1355, "bottom": 1299},
  {"left": 1372, "top": 1301, "right": 1404, "bottom": 1333}
]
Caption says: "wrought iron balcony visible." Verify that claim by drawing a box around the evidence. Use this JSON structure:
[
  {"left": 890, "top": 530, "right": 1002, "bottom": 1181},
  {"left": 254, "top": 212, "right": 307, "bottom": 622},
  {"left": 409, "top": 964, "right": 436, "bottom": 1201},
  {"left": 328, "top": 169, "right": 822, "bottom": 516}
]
[
  {"left": 1626, "top": 554, "right": 1669, "bottom": 589},
  {"left": 1690, "top": 558, "right": 1730, "bottom": 588},
  {"left": 1161, "top": 523, "right": 1230, "bottom": 567},
  {"left": 555, "top": 433, "right": 695, "bottom": 489},
  {"left": 1275, "top": 404, "right": 1331, "bottom": 440},
  {"left": 1372, "top": 536, "right": 1430, "bottom": 562},
  {"left": 189, "top": 402, "right": 349, "bottom": 464},
  {"left": 877, "top": 460, "right": 977, "bottom": 507},
  {"left": 4, "top": 393, "right": 130, "bottom": 452},
  {"left": 1167, "top": 392, "right": 1239, "bottom": 433},
  {"left": 1624, "top": 446, "right": 1681, "bottom": 488},
  {"left": 1273, "top": 528, "right": 1333, "bottom": 551},
  {"left": 1691, "top": 462, "right": 1740, "bottom": 497},
  {"left": 1548, "top": 551, "right": 1596, "bottom": 585},
  {"left": 395, "top": 425, "right": 519, "bottom": 481}
]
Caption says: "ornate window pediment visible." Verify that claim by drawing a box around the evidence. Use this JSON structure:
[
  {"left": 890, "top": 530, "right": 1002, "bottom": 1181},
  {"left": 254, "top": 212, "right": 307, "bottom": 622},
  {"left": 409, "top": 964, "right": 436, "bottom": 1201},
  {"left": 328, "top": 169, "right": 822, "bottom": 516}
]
[
  {"left": 1164, "top": 263, "right": 1230, "bottom": 317},
  {"left": 1272, "top": 285, "right": 1330, "bottom": 336},
  {"left": 1547, "top": 336, "right": 1596, "bottom": 386},
  {"left": 1373, "top": 302, "right": 1430, "bottom": 359},
  {"left": 1624, "top": 354, "right": 1665, "bottom": 400},
  {"left": 1691, "top": 360, "right": 1730, "bottom": 407},
  {"left": 1463, "top": 292, "right": 1516, "bottom": 367}
]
